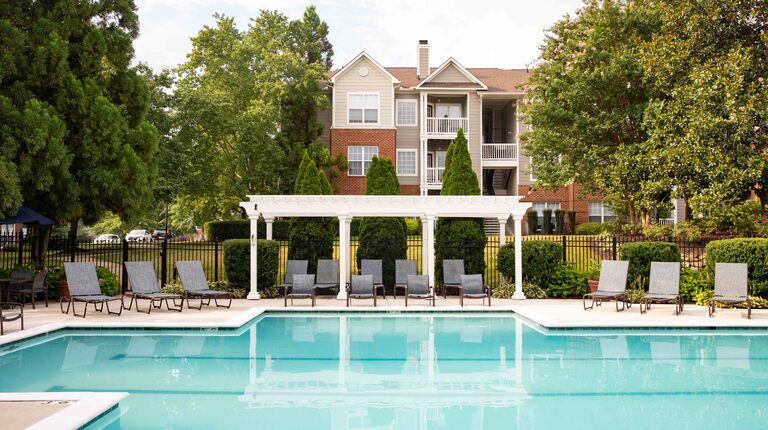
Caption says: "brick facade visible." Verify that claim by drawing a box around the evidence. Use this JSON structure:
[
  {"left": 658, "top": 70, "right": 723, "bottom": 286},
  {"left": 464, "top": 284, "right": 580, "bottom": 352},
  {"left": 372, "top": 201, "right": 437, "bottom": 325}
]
[
  {"left": 330, "top": 128, "right": 397, "bottom": 195},
  {"left": 400, "top": 185, "right": 420, "bottom": 196},
  {"left": 518, "top": 183, "right": 603, "bottom": 231}
]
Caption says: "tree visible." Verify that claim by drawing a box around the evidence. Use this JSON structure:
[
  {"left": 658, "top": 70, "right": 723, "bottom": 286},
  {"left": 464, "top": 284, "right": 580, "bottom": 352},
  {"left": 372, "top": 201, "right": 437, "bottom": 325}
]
[
  {"left": 641, "top": 0, "right": 768, "bottom": 214},
  {"left": 288, "top": 153, "right": 334, "bottom": 274},
  {"left": 0, "top": 0, "right": 158, "bottom": 266},
  {"left": 521, "top": 0, "right": 661, "bottom": 223},
  {"left": 435, "top": 129, "right": 487, "bottom": 285},
  {"left": 356, "top": 157, "right": 408, "bottom": 289}
]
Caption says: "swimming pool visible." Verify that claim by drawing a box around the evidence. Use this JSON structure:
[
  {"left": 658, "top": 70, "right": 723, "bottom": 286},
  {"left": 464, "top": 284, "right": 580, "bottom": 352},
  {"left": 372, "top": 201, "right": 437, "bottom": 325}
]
[{"left": 1, "top": 312, "right": 767, "bottom": 429}]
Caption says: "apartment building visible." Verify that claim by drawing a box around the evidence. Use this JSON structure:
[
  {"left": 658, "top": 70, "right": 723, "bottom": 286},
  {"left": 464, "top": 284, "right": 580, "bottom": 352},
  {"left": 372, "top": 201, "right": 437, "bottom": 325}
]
[{"left": 319, "top": 40, "right": 620, "bottom": 232}]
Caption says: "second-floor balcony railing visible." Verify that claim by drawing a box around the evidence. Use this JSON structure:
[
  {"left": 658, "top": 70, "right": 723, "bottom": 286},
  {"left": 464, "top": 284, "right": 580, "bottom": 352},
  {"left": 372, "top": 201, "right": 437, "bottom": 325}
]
[
  {"left": 481, "top": 143, "right": 518, "bottom": 162},
  {"left": 426, "top": 117, "right": 468, "bottom": 135},
  {"left": 426, "top": 167, "right": 444, "bottom": 185}
]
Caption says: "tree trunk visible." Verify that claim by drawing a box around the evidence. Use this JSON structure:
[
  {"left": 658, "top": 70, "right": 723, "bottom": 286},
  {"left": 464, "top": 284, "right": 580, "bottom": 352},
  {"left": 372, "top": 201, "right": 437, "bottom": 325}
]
[
  {"left": 30, "top": 224, "right": 51, "bottom": 270},
  {"left": 641, "top": 209, "right": 651, "bottom": 226}
]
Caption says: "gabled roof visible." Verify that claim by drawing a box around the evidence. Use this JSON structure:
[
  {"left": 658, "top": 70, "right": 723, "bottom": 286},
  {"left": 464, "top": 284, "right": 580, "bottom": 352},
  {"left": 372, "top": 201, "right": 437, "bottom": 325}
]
[
  {"left": 329, "top": 51, "right": 400, "bottom": 84},
  {"left": 415, "top": 58, "right": 487, "bottom": 90}
]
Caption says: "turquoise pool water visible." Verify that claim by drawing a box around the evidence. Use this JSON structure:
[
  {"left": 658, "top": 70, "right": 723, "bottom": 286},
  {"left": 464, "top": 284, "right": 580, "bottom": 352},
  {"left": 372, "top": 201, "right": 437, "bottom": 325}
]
[{"left": 1, "top": 313, "right": 767, "bottom": 429}]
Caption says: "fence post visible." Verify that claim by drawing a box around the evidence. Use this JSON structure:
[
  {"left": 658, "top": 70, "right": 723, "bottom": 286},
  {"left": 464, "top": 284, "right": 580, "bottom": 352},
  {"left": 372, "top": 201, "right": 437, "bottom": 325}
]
[
  {"left": 161, "top": 237, "right": 168, "bottom": 287},
  {"left": 561, "top": 234, "right": 567, "bottom": 263},
  {"left": 69, "top": 233, "right": 76, "bottom": 263},
  {"left": 612, "top": 236, "right": 618, "bottom": 260},
  {"left": 17, "top": 232, "right": 23, "bottom": 266},
  {"left": 214, "top": 239, "right": 219, "bottom": 282},
  {"left": 121, "top": 239, "right": 129, "bottom": 293}
]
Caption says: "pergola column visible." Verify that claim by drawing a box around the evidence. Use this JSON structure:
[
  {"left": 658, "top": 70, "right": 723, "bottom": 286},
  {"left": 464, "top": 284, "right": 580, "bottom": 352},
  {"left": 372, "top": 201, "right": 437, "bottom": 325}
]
[
  {"left": 497, "top": 217, "right": 508, "bottom": 247},
  {"left": 422, "top": 215, "right": 436, "bottom": 294},
  {"left": 264, "top": 217, "right": 274, "bottom": 240},
  {"left": 337, "top": 215, "right": 352, "bottom": 300},
  {"left": 247, "top": 215, "right": 261, "bottom": 300},
  {"left": 512, "top": 214, "right": 525, "bottom": 300}
]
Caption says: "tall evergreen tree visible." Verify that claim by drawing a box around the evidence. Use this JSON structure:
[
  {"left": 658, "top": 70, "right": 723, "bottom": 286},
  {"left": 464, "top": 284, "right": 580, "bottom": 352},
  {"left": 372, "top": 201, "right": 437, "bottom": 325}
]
[{"left": 356, "top": 157, "right": 407, "bottom": 289}]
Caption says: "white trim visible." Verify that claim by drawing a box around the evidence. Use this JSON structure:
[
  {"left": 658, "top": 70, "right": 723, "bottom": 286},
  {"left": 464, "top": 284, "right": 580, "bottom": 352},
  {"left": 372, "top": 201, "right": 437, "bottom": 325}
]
[
  {"left": 416, "top": 57, "right": 488, "bottom": 90},
  {"left": 347, "top": 92, "right": 380, "bottom": 126},
  {"left": 396, "top": 99, "right": 418, "bottom": 126},
  {"left": 331, "top": 84, "right": 336, "bottom": 128},
  {"left": 330, "top": 51, "right": 400, "bottom": 84},
  {"left": 347, "top": 145, "right": 379, "bottom": 176},
  {"left": 396, "top": 149, "right": 418, "bottom": 176}
]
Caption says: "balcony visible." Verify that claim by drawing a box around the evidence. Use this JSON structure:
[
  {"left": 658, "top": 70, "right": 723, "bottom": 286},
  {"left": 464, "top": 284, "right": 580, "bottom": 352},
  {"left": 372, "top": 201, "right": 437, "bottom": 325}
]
[
  {"left": 481, "top": 143, "right": 518, "bottom": 167},
  {"left": 426, "top": 117, "right": 468, "bottom": 137},
  {"left": 426, "top": 167, "right": 444, "bottom": 185}
]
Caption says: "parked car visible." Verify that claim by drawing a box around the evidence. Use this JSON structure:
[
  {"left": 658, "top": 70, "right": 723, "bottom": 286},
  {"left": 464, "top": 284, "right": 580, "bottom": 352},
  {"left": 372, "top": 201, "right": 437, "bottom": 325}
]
[
  {"left": 93, "top": 234, "right": 121, "bottom": 244},
  {"left": 125, "top": 229, "right": 152, "bottom": 242},
  {"left": 152, "top": 228, "right": 175, "bottom": 240}
]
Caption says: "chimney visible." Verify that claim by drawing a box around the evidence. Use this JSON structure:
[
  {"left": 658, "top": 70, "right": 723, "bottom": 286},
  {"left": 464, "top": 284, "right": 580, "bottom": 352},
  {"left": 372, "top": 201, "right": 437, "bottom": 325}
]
[{"left": 417, "top": 40, "right": 429, "bottom": 80}]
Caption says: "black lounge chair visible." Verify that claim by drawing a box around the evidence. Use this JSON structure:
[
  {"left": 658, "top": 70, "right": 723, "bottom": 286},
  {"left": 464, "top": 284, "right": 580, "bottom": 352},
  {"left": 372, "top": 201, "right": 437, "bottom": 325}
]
[
  {"left": 640, "top": 262, "right": 682, "bottom": 315},
  {"left": 459, "top": 274, "right": 491, "bottom": 307},
  {"left": 62, "top": 263, "right": 124, "bottom": 318},
  {"left": 10, "top": 270, "right": 48, "bottom": 309},
  {"left": 0, "top": 302, "right": 23, "bottom": 335},
  {"left": 442, "top": 259, "right": 465, "bottom": 298},
  {"left": 393, "top": 259, "right": 417, "bottom": 299},
  {"left": 277, "top": 260, "right": 309, "bottom": 296},
  {"left": 583, "top": 260, "right": 629, "bottom": 312},
  {"left": 175, "top": 261, "right": 232, "bottom": 310},
  {"left": 710, "top": 263, "right": 751, "bottom": 319},
  {"left": 405, "top": 274, "right": 434, "bottom": 307},
  {"left": 314, "top": 259, "right": 340, "bottom": 294},
  {"left": 285, "top": 274, "right": 316, "bottom": 307},
  {"left": 124, "top": 262, "right": 182, "bottom": 313},
  {"left": 361, "top": 259, "right": 385, "bottom": 297},
  {"left": 347, "top": 274, "right": 376, "bottom": 307}
]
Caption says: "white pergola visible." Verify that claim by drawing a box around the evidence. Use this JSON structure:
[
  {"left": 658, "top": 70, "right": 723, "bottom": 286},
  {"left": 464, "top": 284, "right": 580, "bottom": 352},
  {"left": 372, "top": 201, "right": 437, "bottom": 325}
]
[{"left": 239, "top": 195, "right": 531, "bottom": 300}]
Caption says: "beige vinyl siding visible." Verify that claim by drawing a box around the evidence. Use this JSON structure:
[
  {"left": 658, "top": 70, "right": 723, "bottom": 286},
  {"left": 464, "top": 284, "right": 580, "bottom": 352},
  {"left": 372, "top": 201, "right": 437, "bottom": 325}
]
[
  {"left": 518, "top": 118, "right": 532, "bottom": 186},
  {"left": 430, "top": 64, "right": 473, "bottom": 83},
  {"left": 396, "top": 94, "right": 420, "bottom": 185},
  {"left": 317, "top": 94, "right": 332, "bottom": 146},
  {"left": 333, "top": 57, "right": 394, "bottom": 128},
  {"left": 467, "top": 92, "right": 482, "bottom": 179}
]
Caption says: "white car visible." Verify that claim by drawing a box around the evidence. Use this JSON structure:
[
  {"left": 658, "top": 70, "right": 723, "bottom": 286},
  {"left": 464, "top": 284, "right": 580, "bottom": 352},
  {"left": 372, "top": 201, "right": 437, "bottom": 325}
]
[
  {"left": 125, "top": 229, "right": 152, "bottom": 242},
  {"left": 93, "top": 234, "right": 121, "bottom": 244}
]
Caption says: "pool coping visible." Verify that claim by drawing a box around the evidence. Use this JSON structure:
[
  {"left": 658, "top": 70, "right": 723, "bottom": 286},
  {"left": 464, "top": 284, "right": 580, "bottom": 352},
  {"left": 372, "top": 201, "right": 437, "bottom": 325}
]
[{"left": 0, "top": 392, "right": 127, "bottom": 430}]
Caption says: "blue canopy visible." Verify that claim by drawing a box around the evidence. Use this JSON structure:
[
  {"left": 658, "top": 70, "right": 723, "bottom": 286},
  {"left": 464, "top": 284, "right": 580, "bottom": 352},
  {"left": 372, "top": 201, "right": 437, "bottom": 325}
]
[{"left": 0, "top": 207, "right": 55, "bottom": 225}]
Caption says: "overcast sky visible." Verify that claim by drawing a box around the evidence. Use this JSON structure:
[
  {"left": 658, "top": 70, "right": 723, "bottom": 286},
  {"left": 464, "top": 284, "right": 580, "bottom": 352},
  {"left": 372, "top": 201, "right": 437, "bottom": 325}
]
[{"left": 134, "top": 0, "right": 585, "bottom": 71}]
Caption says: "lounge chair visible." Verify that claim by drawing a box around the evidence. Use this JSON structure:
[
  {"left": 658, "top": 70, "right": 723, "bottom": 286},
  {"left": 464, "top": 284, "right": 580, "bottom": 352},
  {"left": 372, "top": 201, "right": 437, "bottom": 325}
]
[
  {"left": 0, "top": 302, "right": 23, "bottom": 335},
  {"left": 284, "top": 274, "right": 316, "bottom": 307},
  {"left": 459, "top": 274, "right": 491, "bottom": 307},
  {"left": 583, "top": 260, "right": 629, "bottom": 312},
  {"left": 9, "top": 270, "right": 48, "bottom": 309},
  {"left": 62, "top": 263, "right": 124, "bottom": 318},
  {"left": 442, "top": 259, "right": 465, "bottom": 298},
  {"left": 314, "top": 259, "right": 340, "bottom": 294},
  {"left": 5, "top": 269, "right": 32, "bottom": 301},
  {"left": 709, "top": 263, "right": 750, "bottom": 319},
  {"left": 174, "top": 261, "right": 232, "bottom": 310},
  {"left": 393, "top": 259, "right": 417, "bottom": 299},
  {"left": 347, "top": 274, "right": 376, "bottom": 307},
  {"left": 124, "top": 262, "right": 183, "bottom": 313},
  {"left": 405, "top": 274, "right": 434, "bottom": 307},
  {"left": 361, "top": 259, "right": 385, "bottom": 297},
  {"left": 640, "top": 262, "right": 682, "bottom": 315},
  {"left": 277, "top": 260, "right": 309, "bottom": 296}
]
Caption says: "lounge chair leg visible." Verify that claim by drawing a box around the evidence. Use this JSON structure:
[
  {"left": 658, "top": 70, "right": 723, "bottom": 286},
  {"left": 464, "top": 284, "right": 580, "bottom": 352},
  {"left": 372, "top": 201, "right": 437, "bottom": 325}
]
[
  {"left": 125, "top": 296, "right": 134, "bottom": 311},
  {"left": 748, "top": 299, "right": 752, "bottom": 319},
  {"left": 59, "top": 297, "right": 71, "bottom": 315},
  {"left": 71, "top": 301, "right": 86, "bottom": 318},
  {"left": 583, "top": 295, "right": 595, "bottom": 310},
  {"left": 709, "top": 300, "right": 715, "bottom": 317}
]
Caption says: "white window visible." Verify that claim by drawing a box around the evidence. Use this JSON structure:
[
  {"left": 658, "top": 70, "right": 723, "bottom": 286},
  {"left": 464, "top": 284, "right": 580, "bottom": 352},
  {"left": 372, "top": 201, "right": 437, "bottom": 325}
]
[
  {"left": 396, "top": 100, "right": 417, "bottom": 126},
  {"left": 348, "top": 146, "right": 378, "bottom": 176},
  {"left": 397, "top": 150, "right": 417, "bottom": 176},
  {"left": 436, "top": 104, "right": 462, "bottom": 118},
  {"left": 348, "top": 93, "right": 379, "bottom": 124},
  {"left": 530, "top": 202, "right": 561, "bottom": 232},
  {"left": 589, "top": 201, "right": 616, "bottom": 223}
]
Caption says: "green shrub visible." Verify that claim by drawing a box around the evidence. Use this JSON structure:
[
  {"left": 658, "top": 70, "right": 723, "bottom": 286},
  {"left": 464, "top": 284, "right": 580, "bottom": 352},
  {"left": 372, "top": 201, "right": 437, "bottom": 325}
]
[
  {"left": 545, "top": 264, "right": 588, "bottom": 298},
  {"left": 705, "top": 201, "right": 762, "bottom": 235},
  {"left": 695, "top": 290, "right": 768, "bottom": 310},
  {"left": 162, "top": 281, "right": 183, "bottom": 295},
  {"left": 705, "top": 238, "right": 768, "bottom": 298},
  {"left": 223, "top": 239, "right": 279, "bottom": 298},
  {"left": 492, "top": 281, "right": 546, "bottom": 299},
  {"left": 95, "top": 266, "right": 120, "bottom": 296},
  {"left": 673, "top": 221, "right": 702, "bottom": 242},
  {"left": 204, "top": 220, "right": 249, "bottom": 241},
  {"left": 620, "top": 241, "right": 680, "bottom": 290},
  {"left": 209, "top": 280, "right": 247, "bottom": 299},
  {"left": 616, "top": 222, "right": 643, "bottom": 236},
  {"left": 567, "top": 211, "right": 576, "bottom": 234},
  {"left": 527, "top": 211, "right": 538, "bottom": 234},
  {"left": 554, "top": 209, "right": 565, "bottom": 234},
  {"left": 679, "top": 267, "right": 710, "bottom": 303},
  {"left": 498, "top": 240, "right": 563, "bottom": 287},
  {"left": 542, "top": 208, "right": 553, "bottom": 234},
  {"left": 575, "top": 222, "right": 608, "bottom": 235},
  {"left": 404, "top": 218, "right": 421, "bottom": 236},
  {"left": 642, "top": 224, "right": 673, "bottom": 240}
]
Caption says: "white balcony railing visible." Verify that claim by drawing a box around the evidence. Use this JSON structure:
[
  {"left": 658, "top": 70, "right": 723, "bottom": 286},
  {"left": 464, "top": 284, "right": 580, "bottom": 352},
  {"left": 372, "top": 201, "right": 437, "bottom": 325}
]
[
  {"left": 426, "top": 167, "right": 444, "bottom": 185},
  {"left": 481, "top": 143, "right": 518, "bottom": 162},
  {"left": 426, "top": 117, "right": 468, "bottom": 135}
]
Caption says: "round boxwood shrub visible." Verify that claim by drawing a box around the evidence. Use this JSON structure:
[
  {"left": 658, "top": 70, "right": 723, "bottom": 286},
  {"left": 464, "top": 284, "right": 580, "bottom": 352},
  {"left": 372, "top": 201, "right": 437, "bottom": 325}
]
[
  {"left": 498, "top": 240, "right": 563, "bottom": 287},
  {"left": 575, "top": 222, "right": 608, "bottom": 235},
  {"left": 706, "top": 238, "right": 768, "bottom": 297},
  {"left": 619, "top": 241, "right": 680, "bottom": 289},
  {"left": 96, "top": 266, "right": 120, "bottom": 296},
  {"left": 223, "top": 239, "right": 279, "bottom": 297}
]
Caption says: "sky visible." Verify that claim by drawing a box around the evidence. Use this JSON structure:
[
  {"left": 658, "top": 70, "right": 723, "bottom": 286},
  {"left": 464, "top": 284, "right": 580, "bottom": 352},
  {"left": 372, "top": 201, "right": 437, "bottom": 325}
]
[{"left": 134, "top": 0, "right": 585, "bottom": 72}]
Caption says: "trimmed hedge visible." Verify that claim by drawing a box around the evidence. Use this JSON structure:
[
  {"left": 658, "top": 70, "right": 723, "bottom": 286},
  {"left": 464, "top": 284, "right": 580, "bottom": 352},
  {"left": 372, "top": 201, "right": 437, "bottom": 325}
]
[
  {"left": 554, "top": 209, "right": 565, "bottom": 234},
  {"left": 223, "top": 239, "right": 279, "bottom": 297},
  {"left": 567, "top": 210, "right": 576, "bottom": 234},
  {"left": 542, "top": 208, "right": 553, "bottom": 234},
  {"left": 620, "top": 241, "right": 680, "bottom": 289},
  {"left": 527, "top": 211, "right": 538, "bottom": 234},
  {"left": 575, "top": 222, "right": 608, "bottom": 235},
  {"left": 498, "top": 240, "right": 563, "bottom": 287},
  {"left": 204, "top": 219, "right": 291, "bottom": 241},
  {"left": 706, "top": 238, "right": 768, "bottom": 297}
]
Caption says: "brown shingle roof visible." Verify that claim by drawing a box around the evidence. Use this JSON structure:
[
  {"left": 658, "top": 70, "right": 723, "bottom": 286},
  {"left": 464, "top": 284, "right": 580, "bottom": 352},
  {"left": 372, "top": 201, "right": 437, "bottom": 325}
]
[{"left": 327, "top": 67, "right": 529, "bottom": 93}]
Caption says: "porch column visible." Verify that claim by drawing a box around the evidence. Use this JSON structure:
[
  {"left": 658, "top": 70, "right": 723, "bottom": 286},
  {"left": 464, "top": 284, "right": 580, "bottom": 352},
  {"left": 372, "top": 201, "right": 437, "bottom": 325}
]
[
  {"left": 497, "top": 217, "right": 508, "bottom": 247},
  {"left": 248, "top": 215, "right": 261, "bottom": 299},
  {"left": 264, "top": 217, "right": 274, "bottom": 240},
  {"left": 336, "top": 215, "right": 352, "bottom": 300},
  {"left": 512, "top": 214, "right": 525, "bottom": 300},
  {"left": 420, "top": 137, "right": 428, "bottom": 195}
]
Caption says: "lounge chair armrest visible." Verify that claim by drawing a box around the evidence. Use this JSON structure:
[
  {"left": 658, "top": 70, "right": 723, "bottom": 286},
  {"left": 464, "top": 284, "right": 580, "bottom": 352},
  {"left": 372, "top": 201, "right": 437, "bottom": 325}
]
[{"left": 0, "top": 302, "right": 23, "bottom": 309}]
